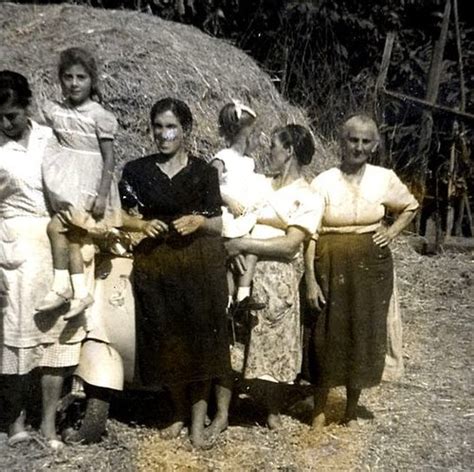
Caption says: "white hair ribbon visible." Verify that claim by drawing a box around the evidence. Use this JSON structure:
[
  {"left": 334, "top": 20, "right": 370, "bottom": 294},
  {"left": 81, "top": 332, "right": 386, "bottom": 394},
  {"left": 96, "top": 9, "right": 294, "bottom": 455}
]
[{"left": 232, "top": 99, "right": 257, "bottom": 120}]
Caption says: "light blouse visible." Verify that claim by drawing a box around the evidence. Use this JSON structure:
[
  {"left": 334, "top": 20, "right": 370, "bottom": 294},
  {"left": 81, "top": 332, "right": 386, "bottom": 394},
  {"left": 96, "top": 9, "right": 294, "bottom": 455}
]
[
  {"left": 0, "top": 121, "right": 52, "bottom": 218},
  {"left": 252, "top": 178, "right": 324, "bottom": 239},
  {"left": 310, "top": 164, "right": 419, "bottom": 234}
]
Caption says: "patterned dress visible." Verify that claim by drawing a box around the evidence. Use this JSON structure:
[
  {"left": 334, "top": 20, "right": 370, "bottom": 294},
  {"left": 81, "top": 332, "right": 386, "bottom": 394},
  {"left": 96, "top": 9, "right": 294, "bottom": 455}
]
[
  {"left": 119, "top": 155, "right": 231, "bottom": 386},
  {"left": 41, "top": 99, "right": 122, "bottom": 227},
  {"left": 0, "top": 121, "right": 91, "bottom": 375},
  {"left": 242, "top": 178, "right": 323, "bottom": 383}
]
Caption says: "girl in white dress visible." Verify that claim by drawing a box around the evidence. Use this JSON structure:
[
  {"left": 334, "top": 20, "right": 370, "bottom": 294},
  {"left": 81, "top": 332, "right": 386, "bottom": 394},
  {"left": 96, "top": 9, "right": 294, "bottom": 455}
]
[
  {"left": 36, "top": 48, "right": 121, "bottom": 319},
  {"left": 211, "top": 101, "right": 271, "bottom": 310}
]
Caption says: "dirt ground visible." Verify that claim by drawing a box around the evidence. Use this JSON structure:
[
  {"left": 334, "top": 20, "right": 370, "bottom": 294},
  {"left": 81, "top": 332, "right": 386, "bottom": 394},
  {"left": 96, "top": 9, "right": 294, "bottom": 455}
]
[{"left": 0, "top": 238, "right": 472, "bottom": 471}]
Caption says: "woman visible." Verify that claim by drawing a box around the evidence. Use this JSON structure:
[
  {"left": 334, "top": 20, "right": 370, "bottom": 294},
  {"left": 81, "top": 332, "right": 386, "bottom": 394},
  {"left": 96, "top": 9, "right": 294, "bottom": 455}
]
[
  {"left": 225, "top": 124, "right": 323, "bottom": 429},
  {"left": 304, "top": 114, "right": 419, "bottom": 428},
  {"left": 118, "top": 98, "right": 230, "bottom": 448},
  {"left": 0, "top": 70, "right": 91, "bottom": 449}
]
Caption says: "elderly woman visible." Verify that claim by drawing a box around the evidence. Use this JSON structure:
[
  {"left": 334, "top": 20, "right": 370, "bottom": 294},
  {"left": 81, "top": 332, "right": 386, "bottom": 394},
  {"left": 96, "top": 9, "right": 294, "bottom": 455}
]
[
  {"left": 304, "top": 114, "right": 419, "bottom": 428},
  {"left": 0, "top": 70, "right": 90, "bottom": 449},
  {"left": 225, "top": 124, "right": 322, "bottom": 429},
  {"left": 118, "top": 98, "right": 230, "bottom": 448}
]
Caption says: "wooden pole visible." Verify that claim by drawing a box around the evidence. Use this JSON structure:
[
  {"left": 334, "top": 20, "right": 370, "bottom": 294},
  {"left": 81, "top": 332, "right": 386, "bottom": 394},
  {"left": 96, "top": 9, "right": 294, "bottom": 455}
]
[
  {"left": 417, "top": 0, "right": 451, "bottom": 252},
  {"left": 381, "top": 89, "right": 474, "bottom": 123},
  {"left": 417, "top": 0, "right": 452, "bottom": 186},
  {"left": 374, "top": 32, "right": 395, "bottom": 166}
]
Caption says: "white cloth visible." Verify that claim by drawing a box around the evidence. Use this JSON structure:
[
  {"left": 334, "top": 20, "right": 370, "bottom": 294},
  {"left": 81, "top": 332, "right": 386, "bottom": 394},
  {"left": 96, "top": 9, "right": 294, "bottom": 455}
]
[
  {"left": 310, "top": 164, "right": 419, "bottom": 234},
  {"left": 254, "top": 178, "right": 324, "bottom": 237},
  {"left": 214, "top": 148, "right": 272, "bottom": 210},
  {"left": 0, "top": 121, "right": 92, "bottom": 360}
]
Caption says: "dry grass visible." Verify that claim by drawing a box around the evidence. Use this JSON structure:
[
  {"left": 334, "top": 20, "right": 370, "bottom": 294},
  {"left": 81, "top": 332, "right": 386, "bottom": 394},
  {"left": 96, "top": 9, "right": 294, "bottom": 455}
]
[{"left": 0, "top": 2, "right": 336, "bottom": 175}]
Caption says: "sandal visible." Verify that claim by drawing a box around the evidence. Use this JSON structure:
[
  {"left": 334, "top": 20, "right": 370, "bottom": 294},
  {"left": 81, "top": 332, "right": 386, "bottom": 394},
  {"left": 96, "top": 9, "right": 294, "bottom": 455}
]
[
  {"left": 36, "top": 289, "right": 72, "bottom": 312},
  {"left": 63, "top": 294, "right": 94, "bottom": 320},
  {"left": 7, "top": 431, "right": 32, "bottom": 447}
]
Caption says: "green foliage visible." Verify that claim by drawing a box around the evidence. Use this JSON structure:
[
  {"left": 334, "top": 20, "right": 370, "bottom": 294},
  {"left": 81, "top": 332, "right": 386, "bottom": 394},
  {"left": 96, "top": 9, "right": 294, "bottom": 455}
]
[{"left": 19, "top": 0, "right": 474, "bottom": 179}]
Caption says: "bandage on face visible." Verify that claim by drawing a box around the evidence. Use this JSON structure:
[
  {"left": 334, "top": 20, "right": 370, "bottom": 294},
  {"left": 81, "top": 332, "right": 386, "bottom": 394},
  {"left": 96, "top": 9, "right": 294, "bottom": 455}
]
[{"left": 162, "top": 129, "right": 178, "bottom": 141}]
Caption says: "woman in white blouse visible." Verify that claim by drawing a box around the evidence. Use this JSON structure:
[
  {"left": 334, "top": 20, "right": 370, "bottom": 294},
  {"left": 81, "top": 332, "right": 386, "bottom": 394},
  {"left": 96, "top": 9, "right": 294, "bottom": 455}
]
[
  {"left": 304, "top": 114, "right": 419, "bottom": 428},
  {"left": 0, "top": 71, "right": 90, "bottom": 449},
  {"left": 226, "top": 124, "right": 323, "bottom": 429}
]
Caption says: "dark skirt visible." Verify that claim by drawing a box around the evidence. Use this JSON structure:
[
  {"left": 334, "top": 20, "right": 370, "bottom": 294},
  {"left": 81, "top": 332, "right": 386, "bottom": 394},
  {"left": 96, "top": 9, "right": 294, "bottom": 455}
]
[
  {"left": 304, "top": 233, "right": 393, "bottom": 389},
  {"left": 132, "top": 234, "right": 230, "bottom": 387}
]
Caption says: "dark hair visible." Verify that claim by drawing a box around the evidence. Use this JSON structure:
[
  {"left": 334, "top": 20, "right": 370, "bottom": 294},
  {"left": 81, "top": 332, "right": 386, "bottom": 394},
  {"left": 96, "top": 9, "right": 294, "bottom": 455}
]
[
  {"left": 150, "top": 97, "right": 193, "bottom": 134},
  {"left": 274, "top": 124, "right": 315, "bottom": 166},
  {"left": 218, "top": 102, "right": 256, "bottom": 141},
  {"left": 0, "top": 70, "right": 32, "bottom": 108},
  {"left": 58, "top": 47, "right": 100, "bottom": 99}
]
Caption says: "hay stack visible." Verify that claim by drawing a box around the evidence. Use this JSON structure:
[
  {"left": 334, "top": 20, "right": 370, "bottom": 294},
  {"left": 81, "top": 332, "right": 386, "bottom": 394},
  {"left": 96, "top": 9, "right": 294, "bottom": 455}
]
[{"left": 0, "top": 3, "right": 334, "bottom": 174}]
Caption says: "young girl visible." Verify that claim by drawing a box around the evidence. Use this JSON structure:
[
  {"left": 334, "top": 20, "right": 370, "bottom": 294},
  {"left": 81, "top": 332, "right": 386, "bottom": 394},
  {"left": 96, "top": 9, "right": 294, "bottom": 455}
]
[
  {"left": 211, "top": 100, "right": 271, "bottom": 311},
  {"left": 36, "top": 47, "right": 122, "bottom": 319}
]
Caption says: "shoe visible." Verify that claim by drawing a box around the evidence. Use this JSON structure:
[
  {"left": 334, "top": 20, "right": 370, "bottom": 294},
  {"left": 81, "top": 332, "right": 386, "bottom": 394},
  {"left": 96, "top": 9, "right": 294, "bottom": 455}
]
[
  {"left": 234, "top": 296, "right": 266, "bottom": 312},
  {"left": 36, "top": 289, "right": 72, "bottom": 312},
  {"left": 47, "top": 438, "right": 65, "bottom": 451},
  {"left": 63, "top": 294, "right": 94, "bottom": 320},
  {"left": 7, "top": 431, "right": 31, "bottom": 447}
]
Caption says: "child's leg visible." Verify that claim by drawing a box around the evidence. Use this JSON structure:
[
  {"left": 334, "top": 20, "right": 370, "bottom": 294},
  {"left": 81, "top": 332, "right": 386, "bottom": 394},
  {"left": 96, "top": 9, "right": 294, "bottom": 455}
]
[
  {"left": 36, "top": 216, "right": 72, "bottom": 311},
  {"left": 63, "top": 241, "right": 93, "bottom": 320},
  {"left": 226, "top": 269, "right": 235, "bottom": 309},
  {"left": 236, "top": 254, "right": 258, "bottom": 302}
]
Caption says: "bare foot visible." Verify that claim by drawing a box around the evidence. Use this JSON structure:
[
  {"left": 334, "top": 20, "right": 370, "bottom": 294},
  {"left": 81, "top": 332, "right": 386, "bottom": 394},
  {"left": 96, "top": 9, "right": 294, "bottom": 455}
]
[
  {"left": 267, "top": 413, "right": 282, "bottom": 430},
  {"left": 204, "top": 414, "right": 228, "bottom": 441},
  {"left": 340, "top": 416, "right": 359, "bottom": 428},
  {"left": 312, "top": 412, "right": 326, "bottom": 431},
  {"left": 8, "top": 410, "right": 26, "bottom": 438},
  {"left": 190, "top": 431, "right": 214, "bottom": 450},
  {"left": 160, "top": 420, "right": 185, "bottom": 440}
]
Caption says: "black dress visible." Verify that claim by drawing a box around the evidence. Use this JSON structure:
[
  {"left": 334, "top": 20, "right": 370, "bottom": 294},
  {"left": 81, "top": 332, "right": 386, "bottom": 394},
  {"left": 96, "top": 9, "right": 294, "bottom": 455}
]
[{"left": 119, "top": 155, "right": 230, "bottom": 386}]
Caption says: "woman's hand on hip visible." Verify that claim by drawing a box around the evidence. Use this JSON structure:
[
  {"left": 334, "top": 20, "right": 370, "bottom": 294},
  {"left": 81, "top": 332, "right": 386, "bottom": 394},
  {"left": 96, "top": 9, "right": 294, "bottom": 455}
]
[
  {"left": 306, "top": 278, "right": 326, "bottom": 311},
  {"left": 373, "top": 226, "right": 395, "bottom": 247},
  {"left": 141, "top": 219, "right": 169, "bottom": 237},
  {"left": 172, "top": 214, "right": 205, "bottom": 236}
]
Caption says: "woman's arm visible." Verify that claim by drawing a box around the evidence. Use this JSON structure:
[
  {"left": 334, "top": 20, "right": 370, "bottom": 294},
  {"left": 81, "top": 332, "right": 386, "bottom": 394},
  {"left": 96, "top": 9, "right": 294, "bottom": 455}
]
[
  {"left": 172, "top": 215, "right": 222, "bottom": 237},
  {"left": 225, "top": 226, "right": 306, "bottom": 261},
  {"left": 303, "top": 238, "right": 326, "bottom": 310},
  {"left": 92, "top": 139, "right": 115, "bottom": 219},
  {"left": 373, "top": 208, "right": 417, "bottom": 247},
  {"left": 121, "top": 210, "right": 169, "bottom": 237}
]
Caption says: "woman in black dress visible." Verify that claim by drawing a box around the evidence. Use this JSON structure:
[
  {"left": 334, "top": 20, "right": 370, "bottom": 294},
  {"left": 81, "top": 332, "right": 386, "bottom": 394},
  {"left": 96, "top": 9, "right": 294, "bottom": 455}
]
[{"left": 119, "top": 98, "right": 230, "bottom": 448}]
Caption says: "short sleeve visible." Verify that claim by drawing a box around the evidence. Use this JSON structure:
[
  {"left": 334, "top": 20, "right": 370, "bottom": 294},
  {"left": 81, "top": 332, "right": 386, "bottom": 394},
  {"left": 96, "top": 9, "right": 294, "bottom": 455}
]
[
  {"left": 95, "top": 108, "right": 118, "bottom": 140},
  {"left": 119, "top": 162, "right": 140, "bottom": 211},
  {"left": 383, "top": 170, "right": 419, "bottom": 213},
  {"left": 286, "top": 188, "right": 325, "bottom": 236},
  {"left": 201, "top": 165, "right": 223, "bottom": 217}
]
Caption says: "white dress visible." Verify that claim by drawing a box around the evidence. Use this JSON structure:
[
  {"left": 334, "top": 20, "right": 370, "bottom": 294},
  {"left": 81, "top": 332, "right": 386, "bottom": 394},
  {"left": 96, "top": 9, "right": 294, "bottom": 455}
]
[
  {"left": 0, "top": 121, "right": 93, "bottom": 375},
  {"left": 42, "top": 99, "right": 122, "bottom": 228},
  {"left": 213, "top": 149, "right": 272, "bottom": 238}
]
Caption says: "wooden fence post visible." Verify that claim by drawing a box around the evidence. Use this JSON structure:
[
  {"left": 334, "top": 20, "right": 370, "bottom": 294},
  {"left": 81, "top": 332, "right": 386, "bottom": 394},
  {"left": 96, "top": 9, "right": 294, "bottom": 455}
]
[{"left": 417, "top": 0, "right": 451, "bottom": 252}]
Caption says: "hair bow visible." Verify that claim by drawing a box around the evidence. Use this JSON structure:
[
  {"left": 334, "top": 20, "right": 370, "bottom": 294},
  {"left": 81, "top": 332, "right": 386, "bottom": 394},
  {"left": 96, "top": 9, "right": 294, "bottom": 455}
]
[{"left": 232, "top": 99, "right": 257, "bottom": 119}]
